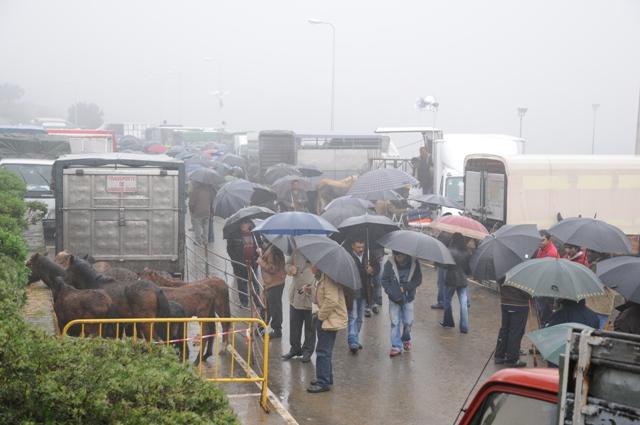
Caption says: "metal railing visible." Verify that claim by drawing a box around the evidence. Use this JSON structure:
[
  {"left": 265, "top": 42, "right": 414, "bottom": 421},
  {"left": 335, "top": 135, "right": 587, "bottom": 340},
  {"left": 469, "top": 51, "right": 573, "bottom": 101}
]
[{"left": 62, "top": 317, "right": 271, "bottom": 412}]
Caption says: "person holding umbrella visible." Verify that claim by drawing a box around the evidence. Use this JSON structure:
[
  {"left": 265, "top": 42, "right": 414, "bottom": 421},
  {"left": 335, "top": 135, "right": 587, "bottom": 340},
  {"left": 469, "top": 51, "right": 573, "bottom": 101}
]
[
  {"left": 563, "top": 244, "right": 590, "bottom": 267},
  {"left": 534, "top": 230, "right": 560, "bottom": 326},
  {"left": 226, "top": 219, "right": 259, "bottom": 308},
  {"left": 440, "top": 233, "right": 471, "bottom": 333},
  {"left": 381, "top": 251, "right": 423, "bottom": 357},
  {"left": 257, "top": 244, "right": 286, "bottom": 338},
  {"left": 289, "top": 179, "right": 310, "bottom": 212},
  {"left": 188, "top": 180, "right": 214, "bottom": 245},
  {"left": 282, "top": 251, "right": 316, "bottom": 362},
  {"left": 346, "top": 238, "right": 379, "bottom": 354},
  {"left": 308, "top": 262, "right": 348, "bottom": 393}
]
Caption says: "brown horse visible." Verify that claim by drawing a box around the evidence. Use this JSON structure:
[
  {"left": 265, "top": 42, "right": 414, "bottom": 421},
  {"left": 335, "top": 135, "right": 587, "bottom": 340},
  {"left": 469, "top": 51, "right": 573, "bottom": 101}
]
[
  {"left": 55, "top": 251, "right": 139, "bottom": 281},
  {"left": 139, "top": 268, "right": 232, "bottom": 364},
  {"left": 316, "top": 175, "right": 358, "bottom": 212},
  {"left": 27, "top": 253, "right": 113, "bottom": 336},
  {"left": 64, "top": 255, "right": 171, "bottom": 341}
]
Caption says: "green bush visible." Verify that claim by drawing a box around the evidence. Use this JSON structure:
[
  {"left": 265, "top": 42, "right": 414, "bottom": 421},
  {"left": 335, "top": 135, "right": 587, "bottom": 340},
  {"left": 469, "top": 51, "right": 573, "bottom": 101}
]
[
  {"left": 0, "top": 169, "right": 239, "bottom": 425},
  {"left": 0, "top": 168, "right": 26, "bottom": 198}
]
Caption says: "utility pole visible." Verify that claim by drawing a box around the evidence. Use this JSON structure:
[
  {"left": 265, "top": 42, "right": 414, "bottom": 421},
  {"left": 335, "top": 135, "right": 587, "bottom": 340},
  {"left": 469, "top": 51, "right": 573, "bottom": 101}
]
[
  {"left": 591, "top": 104, "right": 600, "bottom": 154},
  {"left": 517, "top": 107, "right": 528, "bottom": 138}
]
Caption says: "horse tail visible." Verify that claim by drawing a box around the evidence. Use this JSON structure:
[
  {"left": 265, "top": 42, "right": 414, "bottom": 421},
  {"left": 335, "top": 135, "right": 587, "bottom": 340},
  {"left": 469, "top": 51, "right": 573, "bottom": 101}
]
[{"left": 154, "top": 287, "right": 172, "bottom": 340}]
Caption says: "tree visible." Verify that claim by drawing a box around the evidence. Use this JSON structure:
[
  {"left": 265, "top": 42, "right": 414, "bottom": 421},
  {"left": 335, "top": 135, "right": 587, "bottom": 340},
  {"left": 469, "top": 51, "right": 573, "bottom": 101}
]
[
  {"left": 67, "top": 102, "right": 104, "bottom": 129},
  {"left": 0, "top": 83, "right": 25, "bottom": 103}
]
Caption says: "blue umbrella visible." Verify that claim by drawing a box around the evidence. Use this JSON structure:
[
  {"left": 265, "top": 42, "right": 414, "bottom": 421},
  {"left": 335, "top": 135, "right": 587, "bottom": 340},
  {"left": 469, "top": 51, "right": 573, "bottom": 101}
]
[
  {"left": 528, "top": 323, "right": 593, "bottom": 365},
  {"left": 253, "top": 212, "right": 337, "bottom": 236}
]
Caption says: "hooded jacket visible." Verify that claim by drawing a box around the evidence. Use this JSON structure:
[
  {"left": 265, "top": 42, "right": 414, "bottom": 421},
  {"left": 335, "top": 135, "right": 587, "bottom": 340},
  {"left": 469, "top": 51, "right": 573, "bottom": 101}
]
[
  {"left": 381, "top": 257, "right": 422, "bottom": 305},
  {"left": 315, "top": 274, "right": 348, "bottom": 331}
]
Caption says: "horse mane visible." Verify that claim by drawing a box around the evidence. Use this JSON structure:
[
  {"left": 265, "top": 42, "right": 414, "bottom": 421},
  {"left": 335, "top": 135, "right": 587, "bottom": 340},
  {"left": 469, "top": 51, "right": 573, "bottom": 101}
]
[{"left": 67, "top": 255, "right": 115, "bottom": 288}]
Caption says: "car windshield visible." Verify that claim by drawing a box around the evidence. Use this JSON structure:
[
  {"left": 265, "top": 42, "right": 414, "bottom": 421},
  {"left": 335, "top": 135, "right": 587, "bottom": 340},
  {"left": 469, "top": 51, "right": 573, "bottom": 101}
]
[
  {"left": 444, "top": 176, "right": 464, "bottom": 204},
  {"left": 2, "top": 163, "right": 52, "bottom": 193},
  {"left": 471, "top": 392, "right": 557, "bottom": 425}
]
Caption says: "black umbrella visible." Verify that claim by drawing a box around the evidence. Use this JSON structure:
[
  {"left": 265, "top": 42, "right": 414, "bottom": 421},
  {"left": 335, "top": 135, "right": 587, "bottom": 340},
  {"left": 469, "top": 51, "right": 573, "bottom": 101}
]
[
  {"left": 223, "top": 206, "right": 275, "bottom": 239},
  {"left": 377, "top": 230, "right": 455, "bottom": 265},
  {"left": 347, "top": 168, "right": 418, "bottom": 196},
  {"left": 470, "top": 224, "right": 541, "bottom": 280},
  {"left": 324, "top": 196, "right": 374, "bottom": 211},
  {"left": 338, "top": 214, "right": 399, "bottom": 247},
  {"left": 271, "top": 175, "right": 312, "bottom": 201},
  {"left": 295, "top": 235, "right": 361, "bottom": 291},
  {"left": 221, "top": 153, "right": 246, "bottom": 168},
  {"left": 213, "top": 179, "right": 276, "bottom": 218},
  {"left": 410, "top": 193, "right": 461, "bottom": 209},
  {"left": 596, "top": 256, "right": 640, "bottom": 303},
  {"left": 188, "top": 168, "right": 225, "bottom": 186},
  {"left": 264, "top": 163, "right": 301, "bottom": 185},
  {"left": 296, "top": 164, "right": 323, "bottom": 177},
  {"left": 211, "top": 160, "right": 233, "bottom": 175},
  {"left": 320, "top": 203, "right": 372, "bottom": 227},
  {"left": 251, "top": 183, "right": 278, "bottom": 205},
  {"left": 549, "top": 217, "right": 632, "bottom": 254}
]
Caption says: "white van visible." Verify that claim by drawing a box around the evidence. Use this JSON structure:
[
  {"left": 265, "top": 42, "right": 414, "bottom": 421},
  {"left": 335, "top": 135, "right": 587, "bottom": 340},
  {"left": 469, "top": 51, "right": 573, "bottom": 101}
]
[{"left": 464, "top": 154, "right": 640, "bottom": 235}]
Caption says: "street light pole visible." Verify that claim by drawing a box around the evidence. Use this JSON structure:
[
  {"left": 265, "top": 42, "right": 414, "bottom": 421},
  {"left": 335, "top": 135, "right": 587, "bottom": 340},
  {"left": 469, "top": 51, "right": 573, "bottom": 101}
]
[
  {"left": 517, "top": 107, "right": 528, "bottom": 138},
  {"left": 308, "top": 18, "right": 335, "bottom": 130},
  {"left": 591, "top": 104, "right": 600, "bottom": 154}
]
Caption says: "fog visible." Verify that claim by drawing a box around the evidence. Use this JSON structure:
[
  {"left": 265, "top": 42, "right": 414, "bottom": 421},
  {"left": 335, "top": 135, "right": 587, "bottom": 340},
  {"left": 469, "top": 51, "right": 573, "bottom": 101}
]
[{"left": 1, "top": 0, "right": 639, "bottom": 155}]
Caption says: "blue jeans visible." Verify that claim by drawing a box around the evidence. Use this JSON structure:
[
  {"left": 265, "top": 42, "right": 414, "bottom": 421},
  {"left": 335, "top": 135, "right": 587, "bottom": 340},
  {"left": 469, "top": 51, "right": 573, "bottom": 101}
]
[
  {"left": 436, "top": 267, "right": 447, "bottom": 306},
  {"left": 443, "top": 286, "right": 469, "bottom": 333},
  {"left": 389, "top": 300, "right": 414, "bottom": 351},
  {"left": 348, "top": 297, "right": 365, "bottom": 347},
  {"left": 315, "top": 320, "right": 337, "bottom": 387}
]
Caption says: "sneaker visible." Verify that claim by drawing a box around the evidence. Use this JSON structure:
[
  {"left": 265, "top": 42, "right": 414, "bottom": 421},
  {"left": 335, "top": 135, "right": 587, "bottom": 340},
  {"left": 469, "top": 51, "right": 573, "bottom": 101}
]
[
  {"left": 389, "top": 348, "right": 402, "bottom": 357},
  {"left": 281, "top": 350, "right": 302, "bottom": 360},
  {"left": 503, "top": 360, "right": 527, "bottom": 368},
  {"left": 301, "top": 352, "right": 312, "bottom": 363},
  {"left": 364, "top": 308, "right": 372, "bottom": 317},
  {"left": 358, "top": 343, "right": 363, "bottom": 350},
  {"left": 372, "top": 305, "right": 380, "bottom": 314},
  {"left": 403, "top": 341, "right": 412, "bottom": 351},
  {"left": 494, "top": 357, "right": 506, "bottom": 365},
  {"left": 307, "top": 384, "right": 330, "bottom": 393},
  {"left": 439, "top": 321, "right": 454, "bottom": 328},
  {"left": 349, "top": 345, "right": 359, "bottom": 355},
  {"left": 431, "top": 303, "right": 444, "bottom": 310}
]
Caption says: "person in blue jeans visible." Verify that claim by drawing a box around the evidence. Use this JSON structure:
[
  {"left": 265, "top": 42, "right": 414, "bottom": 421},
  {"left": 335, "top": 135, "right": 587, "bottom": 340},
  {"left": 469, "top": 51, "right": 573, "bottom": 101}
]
[
  {"left": 441, "top": 232, "right": 471, "bottom": 333},
  {"left": 381, "top": 251, "right": 423, "bottom": 357},
  {"left": 347, "top": 239, "right": 379, "bottom": 354}
]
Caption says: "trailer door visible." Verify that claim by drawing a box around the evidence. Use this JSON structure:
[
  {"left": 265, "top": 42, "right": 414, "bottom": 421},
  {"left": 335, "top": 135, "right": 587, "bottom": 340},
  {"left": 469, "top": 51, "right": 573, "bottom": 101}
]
[
  {"left": 62, "top": 167, "right": 179, "bottom": 263},
  {"left": 484, "top": 173, "right": 505, "bottom": 222},
  {"left": 465, "top": 170, "right": 483, "bottom": 217}
]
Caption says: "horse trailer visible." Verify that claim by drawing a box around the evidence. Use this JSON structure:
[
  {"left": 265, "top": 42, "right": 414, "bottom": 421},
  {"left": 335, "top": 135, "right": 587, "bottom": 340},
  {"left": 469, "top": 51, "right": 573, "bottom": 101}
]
[{"left": 52, "top": 153, "right": 185, "bottom": 277}]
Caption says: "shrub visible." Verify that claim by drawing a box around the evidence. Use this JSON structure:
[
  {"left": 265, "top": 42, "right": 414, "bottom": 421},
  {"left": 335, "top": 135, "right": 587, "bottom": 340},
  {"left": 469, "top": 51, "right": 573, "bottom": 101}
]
[{"left": 0, "top": 168, "right": 239, "bottom": 425}]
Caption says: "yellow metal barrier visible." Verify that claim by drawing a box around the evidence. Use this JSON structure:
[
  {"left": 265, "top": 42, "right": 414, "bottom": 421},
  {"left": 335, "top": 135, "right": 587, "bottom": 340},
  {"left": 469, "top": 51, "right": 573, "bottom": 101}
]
[{"left": 62, "top": 317, "right": 271, "bottom": 412}]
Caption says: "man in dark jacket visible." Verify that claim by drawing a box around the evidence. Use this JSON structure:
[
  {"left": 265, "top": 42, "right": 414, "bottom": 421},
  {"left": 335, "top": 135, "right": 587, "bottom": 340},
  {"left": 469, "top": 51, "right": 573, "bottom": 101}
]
[
  {"left": 441, "top": 233, "right": 471, "bottom": 333},
  {"left": 416, "top": 146, "right": 433, "bottom": 195},
  {"left": 225, "top": 219, "right": 258, "bottom": 308},
  {"left": 346, "top": 239, "right": 379, "bottom": 354},
  {"left": 381, "top": 251, "right": 422, "bottom": 357},
  {"left": 614, "top": 302, "right": 640, "bottom": 335},
  {"left": 495, "top": 278, "right": 530, "bottom": 367},
  {"left": 188, "top": 181, "right": 214, "bottom": 245},
  {"left": 546, "top": 299, "right": 599, "bottom": 329}
]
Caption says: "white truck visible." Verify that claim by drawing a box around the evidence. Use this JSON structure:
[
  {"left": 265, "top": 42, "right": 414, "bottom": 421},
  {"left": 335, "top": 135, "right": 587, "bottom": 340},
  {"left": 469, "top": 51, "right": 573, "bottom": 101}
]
[{"left": 464, "top": 154, "right": 640, "bottom": 236}]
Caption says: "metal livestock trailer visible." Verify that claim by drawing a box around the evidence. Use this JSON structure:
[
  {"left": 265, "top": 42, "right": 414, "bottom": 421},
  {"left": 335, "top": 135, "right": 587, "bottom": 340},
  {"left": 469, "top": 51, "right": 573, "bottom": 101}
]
[{"left": 53, "top": 153, "right": 185, "bottom": 276}]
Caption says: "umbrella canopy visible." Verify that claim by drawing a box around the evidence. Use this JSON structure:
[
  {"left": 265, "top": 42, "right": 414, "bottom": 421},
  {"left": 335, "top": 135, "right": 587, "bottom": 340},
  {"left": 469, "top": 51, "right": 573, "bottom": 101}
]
[
  {"left": 429, "top": 215, "right": 489, "bottom": 240},
  {"left": 377, "top": 230, "right": 455, "bottom": 265},
  {"left": 324, "top": 196, "right": 375, "bottom": 211},
  {"left": 213, "top": 179, "right": 276, "bottom": 219},
  {"left": 251, "top": 183, "right": 277, "bottom": 205},
  {"left": 211, "top": 160, "right": 233, "bottom": 175},
  {"left": 347, "top": 168, "right": 418, "bottom": 196},
  {"left": 271, "top": 175, "right": 312, "bottom": 200},
  {"left": 351, "top": 189, "right": 404, "bottom": 201},
  {"left": 223, "top": 206, "right": 275, "bottom": 239},
  {"left": 504, "top": 258, "right": 605, "bottom": 301},
  {"left": 175, "top": 150, "right": 196, "bottom": 160},
  {"left": 221, "top": 153, "right": 246, "bottom": 168},
  {"left": 338, "top": 214, "right": 399, "bottom": 244},
  {"left": 596, "top": 256, "right": 640, "bottom": 303},
  {"left": 548, "top": 217, "right": 632, "bottom": 254},
  {"left": 262, "top": 233, "right": 295, "bottom": 255},
  {"left": 167, "top": 145, "right": 185, "bottom": 157},
  {"left": 411, "top": 194, "right": 461, "bottom": 209},
  {"left": 528, "top": 323, "right": 593, "bottom": 366},
  {"left": 253, "top": 211, "right": 337, "bottom": 236},
  {"left": 320, "top": 203, "right": 372, "bottom": 227},
  {"left": 264, "top": 163, "right": 302, "bottom": 185},
  {"left": 296, "top": 164, "right": 323, "bottom": 177},
  {"left": 188, "top": 168, "right": 225, "bottom": 186},
  {"left": 470, "top": 224, "right": 540, "bottom": 280},
  {"left": 295, "top": 235, "right": 361, "bottom": 291}
]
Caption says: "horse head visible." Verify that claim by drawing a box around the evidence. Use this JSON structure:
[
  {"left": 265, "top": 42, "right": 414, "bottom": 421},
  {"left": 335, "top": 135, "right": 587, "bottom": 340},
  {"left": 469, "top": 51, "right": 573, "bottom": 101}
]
[
  {"left": 65, "top": 255, "right": 103, "bottom": 289},
  {"left": 27, "top": 252, "right": 65, "bottom": 286},
  {"left": 55, "top": 250, "right": 72, "bottom": 269}
]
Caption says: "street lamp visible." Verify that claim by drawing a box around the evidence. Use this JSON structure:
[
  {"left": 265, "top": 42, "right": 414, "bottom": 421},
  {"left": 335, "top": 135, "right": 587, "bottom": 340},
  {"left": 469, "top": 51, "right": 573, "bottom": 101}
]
[
  {"left": 203, "top": 57, "right": 229, "bottom": 127},
  {"left": 517, "top": 107, "right": 528, "bottom": 138},
  {"left": 416, "top": 95, "right": 439, "bottom": 144},
  {"left": 592, "top": 104, "right": 600, "bottom": 154},
  {"left": 308, "top": 18, "right": 336, "bottom": 131}
]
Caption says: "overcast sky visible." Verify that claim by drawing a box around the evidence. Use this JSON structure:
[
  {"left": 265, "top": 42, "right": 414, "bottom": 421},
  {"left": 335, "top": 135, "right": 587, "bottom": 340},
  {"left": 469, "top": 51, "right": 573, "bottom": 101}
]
[{"left": 1, "top": 0, "right": 639, "bottom": 155}]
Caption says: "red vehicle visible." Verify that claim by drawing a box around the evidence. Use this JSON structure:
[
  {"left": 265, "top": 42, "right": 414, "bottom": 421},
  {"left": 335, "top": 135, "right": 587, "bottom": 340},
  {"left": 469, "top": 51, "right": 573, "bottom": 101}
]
[{"left": 459, "top": 368, "right": 558, "bottom": 424}]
